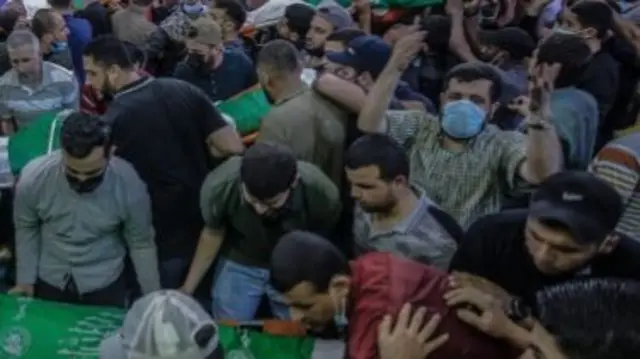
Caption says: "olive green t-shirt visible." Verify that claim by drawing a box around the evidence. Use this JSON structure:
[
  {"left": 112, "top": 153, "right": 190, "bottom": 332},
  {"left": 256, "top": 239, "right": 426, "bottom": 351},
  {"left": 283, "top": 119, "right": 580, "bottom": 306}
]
[{"left": 200, "top": 156, "right": 341, "bottom": 267}]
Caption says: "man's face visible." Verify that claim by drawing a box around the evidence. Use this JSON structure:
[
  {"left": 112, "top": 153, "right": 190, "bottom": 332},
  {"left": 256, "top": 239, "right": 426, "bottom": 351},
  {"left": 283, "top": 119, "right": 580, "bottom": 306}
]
[
  {"left": 8, "top": 45, "right": 41, "bottom": 83},
  {"left": 306, "top": 15, "right": 333, "bottom": 51},
  {"left": 524, "top": 218, "right": 599, "bottom": 275},
  {"left": 284, "top": 281, "right": 337, "bottom": 331},
  {"left": 51, "top": 12, "right": 69, "bottom": 41},
  {"left": 518, "top": 321, "right": 569, "bottom": 359},
  {"left": 556, "top": 10, "right": 584, "bottom": 35},
  {"left": 83, "top": 56, "right": 118, "bottom": 96},
  {"left": 186, "top": 40, "right": 219, "bottom": 69},
  {"left": 242, "top": 184, "right": 291, "bottom": 220},
  {"left": 63, "top": 147, "right": 108, "bottom": 193},
  {"left": 441, "top": 78, "right": 493, "bottom": 113},
  {"left": 346, "top": 165, "right": 397, "bottom": 213}
]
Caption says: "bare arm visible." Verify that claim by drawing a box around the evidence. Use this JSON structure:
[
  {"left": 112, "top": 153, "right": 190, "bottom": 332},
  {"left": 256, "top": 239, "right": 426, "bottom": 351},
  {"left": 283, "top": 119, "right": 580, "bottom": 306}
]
[{"left": 314, "top": 73, "right": 367, "bottom": 113}]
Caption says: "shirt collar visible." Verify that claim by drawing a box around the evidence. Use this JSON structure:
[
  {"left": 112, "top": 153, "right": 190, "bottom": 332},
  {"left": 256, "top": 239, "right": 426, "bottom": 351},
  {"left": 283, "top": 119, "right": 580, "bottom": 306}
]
[
  {"left": 274, "top": 84, "right": 308, "bottom": 106},
  {"left": 115, "top": 76, "right": 154, "bottom": 98}
]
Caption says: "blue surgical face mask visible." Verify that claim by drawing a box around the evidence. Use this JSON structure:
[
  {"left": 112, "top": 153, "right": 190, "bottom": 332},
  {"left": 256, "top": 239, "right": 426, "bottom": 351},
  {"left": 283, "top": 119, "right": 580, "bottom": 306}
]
[
  {"left": 182, "top": 2, "right": 205, "bottom": 15},
  {"left": 553, "top": 25, "right": 577, "bottom": 35},
  {"left": 441, "top": 99, "right": 487, "bottom": 140},
  {"left": 51, "top": 41, "right": 68, "bottom": 53}
]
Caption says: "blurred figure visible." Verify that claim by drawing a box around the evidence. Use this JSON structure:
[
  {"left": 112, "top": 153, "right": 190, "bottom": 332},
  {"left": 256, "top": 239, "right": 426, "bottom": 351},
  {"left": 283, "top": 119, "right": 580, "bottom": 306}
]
[{"left": 32, "top": 8, "right": 73, "bottom": 71}]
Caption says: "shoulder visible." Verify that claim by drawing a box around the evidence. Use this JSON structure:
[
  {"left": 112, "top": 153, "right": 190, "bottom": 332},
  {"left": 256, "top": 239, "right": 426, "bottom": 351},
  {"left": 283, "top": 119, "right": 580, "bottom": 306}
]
[
  {"left": 481, "top": 125, "right": 525, "bottom": 148},
  {"left": 202, "top": 157, "right": 242, "bottom": 199},
  {"left": 464, "top": 209, "right": 527, "bottom": 248},
  {"left": 17, "top": 153, "right": 61, "bottom": 191},
  {"left": 224, "top": 49, "right": 253, "bottom": 67},
  {"left": 0, "top": 69, "right": 16, "bottom": 87},
  {"left": 298, "top": 161, "right": 337, "bottom": 193},
  {"left": 109, "top": 156, "right": 146, "bottom": 187},
  {"left": 551, "top": 88, "right": 598, "bottom": 115},
  {"left": 45, "top": 62, "right": 76, "bottom": 84}
]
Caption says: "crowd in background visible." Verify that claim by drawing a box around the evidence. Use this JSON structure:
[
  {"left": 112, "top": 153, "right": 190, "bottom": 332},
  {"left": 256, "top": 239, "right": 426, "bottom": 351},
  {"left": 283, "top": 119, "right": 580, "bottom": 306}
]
[{"left": 0, "top": 0, "right": 638, "bottom": 357}]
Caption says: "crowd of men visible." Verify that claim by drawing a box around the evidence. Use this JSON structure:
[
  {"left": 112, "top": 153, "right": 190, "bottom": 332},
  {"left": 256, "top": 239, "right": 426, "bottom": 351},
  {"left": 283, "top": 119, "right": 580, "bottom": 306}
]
[{"left": 0, "top": 0, "right": 639, "bottom": 357}]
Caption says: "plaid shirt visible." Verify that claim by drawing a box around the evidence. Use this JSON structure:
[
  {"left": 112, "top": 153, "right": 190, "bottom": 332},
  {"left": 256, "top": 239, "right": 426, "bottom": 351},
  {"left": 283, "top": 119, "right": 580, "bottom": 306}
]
[{"left": 385, "top": 110, "right": 526, "bottom": 228}]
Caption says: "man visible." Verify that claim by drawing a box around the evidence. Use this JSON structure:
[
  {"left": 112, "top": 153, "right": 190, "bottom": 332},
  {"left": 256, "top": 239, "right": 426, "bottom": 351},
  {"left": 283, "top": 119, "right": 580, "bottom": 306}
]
[
  {"left": 181, "top": 143, "right": 341, "bottom": 320},
  {"left": 306, "top": 0, "right": 353, "bottom": 66},
  {"left": 173, "top": 16, "right": 257, "bottom": 103},
  {"left": 450, "top": 171, "right": 640, "bottom": 306},
  {"left": 347, "top": 134, "right": 461, "bottom": 269},
  {"left": 326, "top": 35, "right": 433, "bottom": 112},
  {"left": 32, "top": 8, "right": 73, "bottom": 71},
  {"left": 256, "top": 40, "right": 347, "bottom": 186},
  {"left": 83, "top": 35, "right": 243, "bottom": 289},
  {"left": 209, "top": 0, "right": 249, "bottom": 55},
  {"left": 10, "top": 112, "right": 160, "bottom": 307},
  {"left": 558, "top": 0, "right": 620, "bottom": 148},
  {"left": 269, "top": 230, "right": 512, "bottom": 359},
  {"left": 277, "top": 3, "right": 315, "bottom": 50},
  {"left": 323, "top": 28, "right": 365, "bottom": 54},
  {"left": 357, "top": 32, "right": 563, "bottom": 228},
  {"left": 144, "top": 0, "right": 208, "bottom": 76},
  {"left": 111, "top": 0, "right": 157, "bottom": 47},
  {"left": 443, "top": 279, "right": 640, "bottom": 359},
  {"left": 48, "top": 0, "right": 92, "bottom": 83},
  {"left": 0, "top": 30, "right": 78, "bottom": 132},
  {"left": 588, "top": 132, "right": 640, "bottom": 243},
  {"left": 100, "top": 290, "right": 224, "bottom": 359}
]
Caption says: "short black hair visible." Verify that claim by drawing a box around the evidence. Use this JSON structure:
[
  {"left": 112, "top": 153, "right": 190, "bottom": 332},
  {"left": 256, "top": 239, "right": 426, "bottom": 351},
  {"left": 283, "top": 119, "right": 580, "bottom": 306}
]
[
  {"left": 422, "top": 14, "right": 451, "bottom": 52},
  {"left": 60, "top": 112, "right": 111, "bottom": 159},
  {"left": 270, "top": 231, "right": 350, "bottom": 293},
  {"left": 443, "top": 62, "right": 502, "bottom": 102},
  {"left": 536, "top": 33, "right": 592, "bottom": 88},
  {"left": 122, "top": 41, "right": 145, "bottom": 67},
  {"left": 214, "top": 0, "right": 247, "bottom": 31},
  {"left": 240, "top": 142, "right": 297, "bottom": 200},
  {"left": 257, "top": 39, "right": 301, "bottom": 75},
  {"left": 0, "top": 9, "right": 21, "bottom": 38},
  {"left": 479, "top": 27, "right": 536, "bottom": 60},
  {"left": 536, "top": 279, "right": 640, "bottom": 359},
  {"left": 284, "top": 3, "right": 316, "bottom": 38},
  {"left": 31, "top": 9, "right": 56, "bottom": 39},
  {"left": 345, "top": 134, "right": 409, "bottom": 181},
  {"left": 47, "top": 0, "right": 72, "bottom": 9},
  {"left": 326, "top": 28, "right": 365, "bottom": 47},
  {"left": 83, "top": 35, "right": 136, "bottom": 70},
  {"left": 570, "top": 0, "right": 613, "bottom": 39}
]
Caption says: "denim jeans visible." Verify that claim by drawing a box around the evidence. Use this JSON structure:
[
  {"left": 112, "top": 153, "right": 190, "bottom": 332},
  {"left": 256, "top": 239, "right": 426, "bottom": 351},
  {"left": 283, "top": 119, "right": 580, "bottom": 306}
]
[{"left": 211, "top": 257, "right": 289, "bottom": 321}]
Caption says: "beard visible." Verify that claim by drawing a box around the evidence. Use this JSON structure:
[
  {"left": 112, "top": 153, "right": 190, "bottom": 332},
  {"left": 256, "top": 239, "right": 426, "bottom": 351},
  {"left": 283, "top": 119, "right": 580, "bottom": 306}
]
[
  {"left": 100, "top": 78, "right": 117, "bottom": 99},
  {"left": 359, "top": 198, "right": 397, "bottom": 214},
  {"left": 17, "top": 71, "right": 39, "bottom": 84}
]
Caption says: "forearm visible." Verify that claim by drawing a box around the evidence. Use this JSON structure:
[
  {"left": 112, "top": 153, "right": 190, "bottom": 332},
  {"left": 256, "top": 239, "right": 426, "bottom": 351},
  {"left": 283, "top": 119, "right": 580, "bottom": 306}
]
[
  {"left": 523, "top": 118, "right": 563, "bottom": 183},
  {"left": 357, "top": 66, "right": 402, "bottom": 133},
  {"left": 129, "top": 244, "right": 161, "bottom": 294},
  {"left": 182, "top": 227, "right": 225, "bottom": 293},
  {"left": 207, "top": 127, "right": 244, "bottom": 157},
  {"left": 449, "top": 13, "right": 478, "bottom": 62},
  {"left": 15, "top": 227, "right": 40, "bottom": 285}
]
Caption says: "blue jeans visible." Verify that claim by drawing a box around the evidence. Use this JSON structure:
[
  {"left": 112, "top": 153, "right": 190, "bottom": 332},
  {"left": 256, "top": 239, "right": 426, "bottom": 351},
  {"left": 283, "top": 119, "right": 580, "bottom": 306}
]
[{"left": 211, "top": 258, "right": 289, "bottom": 321}]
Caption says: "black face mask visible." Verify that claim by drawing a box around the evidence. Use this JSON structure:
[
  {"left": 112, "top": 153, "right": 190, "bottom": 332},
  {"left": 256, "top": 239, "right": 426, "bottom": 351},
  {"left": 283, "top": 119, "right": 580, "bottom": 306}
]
[
  {"left": 306, "top": 46, "right": 325, "bottom": 59},
  {"left": 66, "top": 172, "right": 106, "bottom": 193},
  {"left": 250, "top": 192, "right": 294, "bottom": 225},
  {"left": 186, "top": 53, "right": 209, "bottom": 72}
]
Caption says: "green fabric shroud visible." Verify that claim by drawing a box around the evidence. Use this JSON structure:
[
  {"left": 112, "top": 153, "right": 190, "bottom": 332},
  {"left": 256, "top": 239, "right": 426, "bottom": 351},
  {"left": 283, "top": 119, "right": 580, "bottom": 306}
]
[
  {"left": 215, "top": 85, "right": 271, "bottom": 135},
  {"left": 0, "top": 295, "right": 318, "bottom": 359}
]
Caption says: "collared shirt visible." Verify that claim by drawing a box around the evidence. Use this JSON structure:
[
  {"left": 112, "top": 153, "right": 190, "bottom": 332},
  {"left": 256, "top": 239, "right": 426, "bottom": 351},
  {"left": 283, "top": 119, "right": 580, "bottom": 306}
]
[
  {"left": 13, "top": 151, "right": 160, "bottom": 294},
  {"left": 0, "top": 61, "right": 78, "bottom": 127},
  {"left": 256, "top": 85, "right": 348, "bottom": 187},
  {"left": 385, "top": 110, "right": 526, "bottom": 228},
  {"left": 352, "top": 188, "right": 458, "bottom": 270},
  {"left": 172, "top": 49, "right": 257, "bottom": 103},
  {"left": 199, "top": 156, "right": 341, "bottom": 267}
]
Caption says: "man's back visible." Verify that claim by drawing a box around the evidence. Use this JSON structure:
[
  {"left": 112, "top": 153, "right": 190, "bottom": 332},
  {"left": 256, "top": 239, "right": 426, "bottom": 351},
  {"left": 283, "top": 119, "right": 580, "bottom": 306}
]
[{"left": 111, "top": 6, "right": 157, "bottom": 47}]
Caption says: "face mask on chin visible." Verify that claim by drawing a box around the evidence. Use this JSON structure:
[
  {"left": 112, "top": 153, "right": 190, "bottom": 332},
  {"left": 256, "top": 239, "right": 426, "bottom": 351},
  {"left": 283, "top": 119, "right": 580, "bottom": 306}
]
[
  {"left": 50, "top": 40, "right": 68, "bottom": 54},
  {"left": 66, "top": 172, "right": 106, "bottom": 193},
  {"left": 182, "top": 2, "right": 205, "bottom": 15},
  {"left": 440, "top": 99, "right": 487, "bottom": 140}
]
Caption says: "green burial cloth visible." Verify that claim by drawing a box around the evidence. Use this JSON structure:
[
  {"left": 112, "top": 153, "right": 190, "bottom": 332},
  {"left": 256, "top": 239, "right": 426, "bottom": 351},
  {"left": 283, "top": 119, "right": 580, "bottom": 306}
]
[
  {"left": 216, "top": 85, "right": 271, "bottom": 135},
  {"left": 0, "top": 295, "right": 342, "bottom": 359},
  {"left": 7, "top": 110, "right": 70, "bottom": 176}
]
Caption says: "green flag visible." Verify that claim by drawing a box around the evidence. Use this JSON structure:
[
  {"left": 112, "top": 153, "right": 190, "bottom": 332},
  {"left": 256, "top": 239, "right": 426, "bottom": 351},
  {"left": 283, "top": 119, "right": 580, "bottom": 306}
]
[
  {"left": 0, "top": 295, "right": 342, "bottom": 359},
  {"left": 215, "top": 85, "right": 271, "bottom": 135},
  {"left": 7, "top": 110, "right": 70, "bottom": 176}
]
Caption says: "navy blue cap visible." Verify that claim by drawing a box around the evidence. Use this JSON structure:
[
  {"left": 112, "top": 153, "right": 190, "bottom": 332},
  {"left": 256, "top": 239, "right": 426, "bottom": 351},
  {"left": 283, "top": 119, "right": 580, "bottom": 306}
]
[
  {"left": 326, "top": 35, "right": 391, "bottom": 79},
  {"left": 529, "top": 171, "right": 623, "bottom": 244}
]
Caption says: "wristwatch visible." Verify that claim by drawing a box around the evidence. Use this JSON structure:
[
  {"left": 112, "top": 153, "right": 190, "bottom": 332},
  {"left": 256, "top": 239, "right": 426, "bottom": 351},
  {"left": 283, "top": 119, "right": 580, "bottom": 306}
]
[{"left": 505, "top": 297, "right": 533, "bottom": 322}]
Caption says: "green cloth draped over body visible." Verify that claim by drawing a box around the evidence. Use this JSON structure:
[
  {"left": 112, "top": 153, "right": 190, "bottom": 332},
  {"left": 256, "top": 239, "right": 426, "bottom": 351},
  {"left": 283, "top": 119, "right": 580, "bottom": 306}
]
[
  {"left": 7, "top": 110, "right": 68, "bottom": 176},
  {"left": 216, "top": 85, "right": 271, "bottom": 135},
  {"left": 0, "top": 295, "right": 319, "bottom": 359},
  {"left": 304, "top": 0, "right": 443, "bottom": 9}
]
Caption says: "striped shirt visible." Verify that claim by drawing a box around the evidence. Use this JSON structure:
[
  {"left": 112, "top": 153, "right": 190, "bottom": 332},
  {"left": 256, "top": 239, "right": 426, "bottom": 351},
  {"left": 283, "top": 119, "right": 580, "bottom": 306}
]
[
  {"left": 385, "top": 110, "right": 527, "bottom": 228},
  {"left": 588, "top": 133, "right": 640, "bottom": 242},
  {"left": 0, "top": 61, "right": 78, "bottom": 127}
]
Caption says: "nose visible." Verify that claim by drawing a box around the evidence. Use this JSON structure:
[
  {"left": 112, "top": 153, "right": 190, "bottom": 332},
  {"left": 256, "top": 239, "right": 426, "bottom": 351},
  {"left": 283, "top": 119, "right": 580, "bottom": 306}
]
[{"left": 350, "top": 187, "right": 361, "bottom": 200}]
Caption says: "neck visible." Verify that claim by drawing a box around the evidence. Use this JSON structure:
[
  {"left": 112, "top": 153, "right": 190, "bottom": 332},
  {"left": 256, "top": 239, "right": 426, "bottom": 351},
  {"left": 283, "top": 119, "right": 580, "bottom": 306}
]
[
  {"left": 372, "top": 187, "right": 418, "bottom": 223},
  {"left": 40, "top": 41, "right": 50, "bottom": 55},
  {"left": 115, "top": 71, "right": 142, "bottom": 92},
  {"left": 441, "top": 136, "right": 468, "bottom": 152},
  {"left": 273, "top": 76, "right": 305, "bottom": 103},
  {"left": 586, "top": 39, "right": 601, "bottom": 54}
]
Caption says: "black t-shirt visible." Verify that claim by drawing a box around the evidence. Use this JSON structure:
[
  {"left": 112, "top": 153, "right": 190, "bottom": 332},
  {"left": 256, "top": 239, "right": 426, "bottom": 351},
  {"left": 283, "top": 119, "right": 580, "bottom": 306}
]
[
  {"left": 449, "top": 209, "right": 640, "bottom": 305},
  {"left": 105, "top": 76, "right": 228, "bottom": 258}
]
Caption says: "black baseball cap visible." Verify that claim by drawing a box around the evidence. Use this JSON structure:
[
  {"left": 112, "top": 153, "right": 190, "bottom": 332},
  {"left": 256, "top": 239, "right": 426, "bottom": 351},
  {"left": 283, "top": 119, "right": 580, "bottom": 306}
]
[{"left": 529, "top": 171, "right": 623, "bottom": 245}]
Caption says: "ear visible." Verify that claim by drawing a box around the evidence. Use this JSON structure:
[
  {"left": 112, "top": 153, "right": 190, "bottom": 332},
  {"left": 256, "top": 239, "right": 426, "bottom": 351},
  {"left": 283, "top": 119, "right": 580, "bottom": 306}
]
[
  {"left": 598, "top": 233, "right": 620, "bottom": 254},
  {"left": 584, "top": 27, "right": 598, "bottom": 39},
  {"left": 328, "top": 275, "right": 350, "bottom": 299},
  {"left": 42, "top": 33, "right": 53, "bottom": 44}
]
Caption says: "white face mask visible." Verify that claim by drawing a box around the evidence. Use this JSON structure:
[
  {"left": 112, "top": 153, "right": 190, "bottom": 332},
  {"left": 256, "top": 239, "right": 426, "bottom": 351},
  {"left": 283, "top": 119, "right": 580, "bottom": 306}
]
[{"left": 552, "top": 25, "right": 578, "bottom": 35}]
